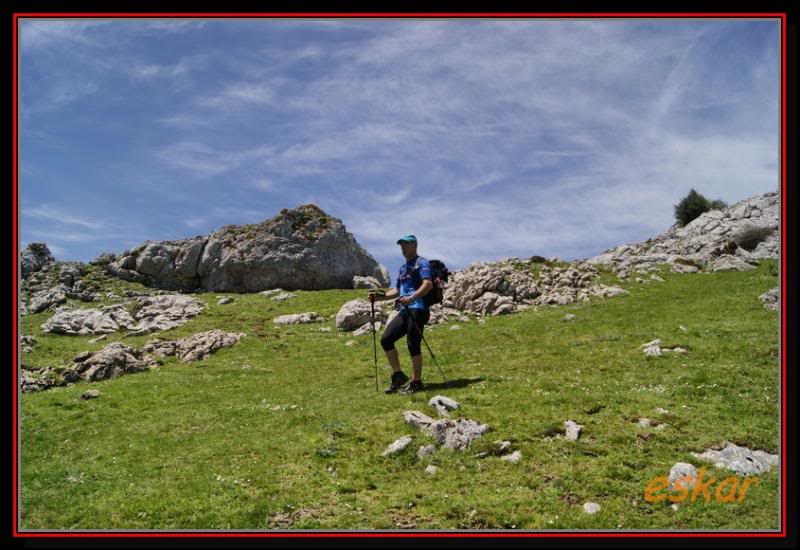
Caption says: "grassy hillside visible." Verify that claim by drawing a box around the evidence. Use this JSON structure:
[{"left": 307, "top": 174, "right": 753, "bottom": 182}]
[{"left": 19, "top": 260, "right": 780, "bottom": 530}]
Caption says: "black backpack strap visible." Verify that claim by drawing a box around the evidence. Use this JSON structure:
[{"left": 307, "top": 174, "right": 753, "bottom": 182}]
[{"left": 410, "top": 257, "right": 423, "bottom": 287}]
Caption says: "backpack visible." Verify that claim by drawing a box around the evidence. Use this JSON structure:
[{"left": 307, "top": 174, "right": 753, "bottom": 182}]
[{"left": 410, "top": 257, "right": 450, "bottom": 308}]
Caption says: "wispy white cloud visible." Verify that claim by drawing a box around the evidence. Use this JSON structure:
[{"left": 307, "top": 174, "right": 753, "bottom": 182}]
[
  {"left": 26, "top": 229, "right": 130, "bottom": 243},
  {"left": 19, "top": 19, "right": 110, "bottom": 50},
  {"left": 22, "top": 204, "right": 115, "bottom": 231}
]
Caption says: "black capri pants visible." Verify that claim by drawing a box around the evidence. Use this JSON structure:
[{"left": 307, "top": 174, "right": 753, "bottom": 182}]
[{"left": 380, "top": 307, "right": 431, "bottom": 357}]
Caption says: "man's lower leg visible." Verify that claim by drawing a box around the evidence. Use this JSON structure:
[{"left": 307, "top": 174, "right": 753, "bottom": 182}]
[
  {"left": 411, "top": 353, "right": 423, "bottom": 382},
  {"left": 386, "top": 348, "right": 402, "bottom": 373}
]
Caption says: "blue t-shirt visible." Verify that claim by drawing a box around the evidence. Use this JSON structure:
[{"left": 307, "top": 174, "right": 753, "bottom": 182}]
[{"left": 396, "top": 255, "right": 432, "bottom": 310}]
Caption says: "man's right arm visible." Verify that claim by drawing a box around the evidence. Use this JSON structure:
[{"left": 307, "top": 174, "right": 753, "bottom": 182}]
[{"left": 370, "top": 288, "right": 398, "bottom": 301}]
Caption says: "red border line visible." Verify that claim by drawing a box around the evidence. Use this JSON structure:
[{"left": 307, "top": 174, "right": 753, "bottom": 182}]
[
  {"left": 780, "top": 11, "right": 787, "bottom": 538},
  {"left": 12, "top": 9, "right": 18, "bottom": 542},
  {"left": 12, "top": 12, "right": 788, "bottom": 539},
  {"left": 10, "top": 531, "right": 783, "bottom": 538},
  {"left": 11, "top": 12, "right": 788, "bottom": 17}
]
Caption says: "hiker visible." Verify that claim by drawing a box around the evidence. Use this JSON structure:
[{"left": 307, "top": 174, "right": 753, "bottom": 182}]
[{"left": 368, "top": 234, "right": 433, "bottom": 394}]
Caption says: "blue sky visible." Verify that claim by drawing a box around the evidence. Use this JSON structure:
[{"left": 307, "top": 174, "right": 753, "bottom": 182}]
[{"left": 19, "top": 18, "right": 780, "bottom": 277}]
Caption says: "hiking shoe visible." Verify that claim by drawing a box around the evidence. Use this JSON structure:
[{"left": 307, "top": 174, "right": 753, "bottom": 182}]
[
  {"left": 384, "top": 370, "right": 410, "bottom": 394},
  {"left": 398, "top": 380, "right": 424, "bottom": 395}
]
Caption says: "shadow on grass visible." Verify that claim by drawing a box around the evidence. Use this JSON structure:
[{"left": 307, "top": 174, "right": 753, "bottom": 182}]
[{"left": 420, "top": 377, "right": 485, "bottom": 391}]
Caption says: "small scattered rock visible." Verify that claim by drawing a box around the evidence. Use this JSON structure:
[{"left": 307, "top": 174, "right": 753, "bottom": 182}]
[
  {"left": 21, "top": 335, "right": 37, "bottom": 352},
  {"left": 258, "top": 288, "right": 283, "bottom": 296},
  {"left": 403, "top": 410, "right": 489, "bottom": 450},
  {"left": 564, "top": 420, "right": 583, "bottom": 441},
  {"left": 638, "top": 418, "right": 652, "bottom": 428},
  {"left": 425, "top": 465, "right": 439, "bottom": 475},
  {"left": 641, "top": 338, "right": 663, "bottom": 356},
  {"left": 21, "top": 335, "right": 37, "bottom": 346},
  {"left": 382, "top": 436, "right": 413, "bottom": 456},
  {"left": 353, "top": 321, "right": 382, "bottom": 336},
  {"left": 650, "top": 274, "right": 665, "bottom": 282},
  {"left": 318, "top": 327, "right": 332, "bottom": 332},
  {"left": 759, "top": 287, "right": 779, "bottom": 311},
  {"left": 217, "top": 297, "right": 233, "bottom": 305},
  {"left": 428, "top": 395, "right": 461, "bottom": 417},
  {"left": 449, "top": 325, "right": 461, "bottom": 331},
  {"left": 582, "top": 502, "right": 601, "bottom": 515},
  {"left": 563, "top": 313, "right": 576, "bottom": 322},
  {"left": 417, "top": 444, "right": 436, "bottom": 459},
  {"left": 501, "top": 450, "right": 522, "bottom": 463},
  {"left": 668, "top": 463, "right": 698, "bottom": 490},
  {"left": 665, "top": 347, "right": 688, "bottom": 354},
  {"left": 655, "top": 407, "right": 670, "bottom": 415},
  {"left": 81, "top": 389, "right": 102, "bottom": 400},
  {"left": 273, "top": 312, "right": 325, "bottom": 325},
  {"left": 271, "top": 292, "right": 297, "bottom": 301}
]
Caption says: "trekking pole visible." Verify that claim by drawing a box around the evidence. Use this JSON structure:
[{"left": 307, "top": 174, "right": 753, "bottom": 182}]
[
  {"left": 370, "top": 294, "right": 378, "bottom": 392},
  {"left": 401, "top": 304, "right": 448, "bottom": 385}
]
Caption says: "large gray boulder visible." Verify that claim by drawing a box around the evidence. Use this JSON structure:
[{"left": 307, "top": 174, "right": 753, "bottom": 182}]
[
  {"left": 71, "top": 342, "right": 158, "bottom": 382},
  {"left": 104, "top": 204, "right": 390, "bottom": 292},
  {"left": 707, "top": 254, "right": 758, "bottom": 272},
  {"left": 41, "top": 304, "right": 137, "bottom": 335},
  {"left": 442, "top": 258, "right": 622, "bottom": 316},
  {"left": 20, "top": 254, "right": 98, "bottom": 315},
  {"left": 402, "top": 410, "right": 490, "bottom": 451},
  {"left": 125, "top": 294, "right": 205, "bottom": 336},
  {"left": 21, "top": 243, "right": 54, "bottom": 279},
  {"left": 142, "top": 329, "right": 244, "bottom": 362},
  {"left": 27, "top": 284, "right": 69, "bottom": 314},
  {"left": 40, "top": 294, "right": 205, "bottom": 336},
  {"left": 691, "top": 443, "right": 778, "bottom": 476},
  {"left": 335, "top": 298, "right": 391, "bottom": 331}
]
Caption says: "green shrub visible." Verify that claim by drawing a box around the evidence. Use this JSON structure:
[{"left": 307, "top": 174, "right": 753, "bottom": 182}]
[
  {"left": 734, "top": 225, "right": 775, "bottom": 251},
  {"left": 674, "top": 189, "right": 727, "bottom": 227},
  {"left": 709, "top": 199, "right": 728, "bottom": 210}
]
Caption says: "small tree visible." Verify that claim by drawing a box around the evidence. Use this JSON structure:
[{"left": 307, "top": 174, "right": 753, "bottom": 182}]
[
  {"left": 674, "top": 189, "right": 728, "bottom": 227},
  {"left": 674, "top": 188, "right": 710, "bottom": 227}
]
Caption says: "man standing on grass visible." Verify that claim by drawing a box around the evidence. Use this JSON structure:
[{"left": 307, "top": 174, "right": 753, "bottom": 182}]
[{"left": 368, "top": 234, "right": 433, "bottom": 395}]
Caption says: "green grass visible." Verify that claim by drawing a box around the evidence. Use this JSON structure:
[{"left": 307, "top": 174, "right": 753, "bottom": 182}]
[{"left": 19, "top": 260, "right": 780, "bottom": 530}]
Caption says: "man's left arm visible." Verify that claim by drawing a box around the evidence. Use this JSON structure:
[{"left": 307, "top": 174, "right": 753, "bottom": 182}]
[
  {"left": 410, "top": 261, "right": 433, "bottom": 300},
  {"left": 411, "top": 279, "right": 433, "bottom": 300}
]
